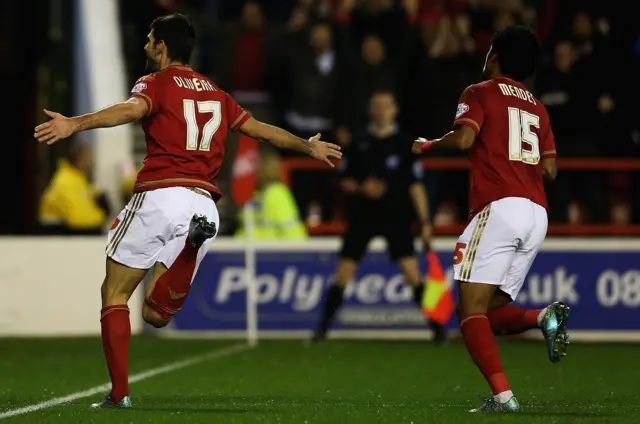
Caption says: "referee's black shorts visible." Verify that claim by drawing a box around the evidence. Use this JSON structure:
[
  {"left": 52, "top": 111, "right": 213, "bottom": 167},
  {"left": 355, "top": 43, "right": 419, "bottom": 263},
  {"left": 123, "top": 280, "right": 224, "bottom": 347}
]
[{"left": 339, "top": 215, "right": 415, "bottom": 262}]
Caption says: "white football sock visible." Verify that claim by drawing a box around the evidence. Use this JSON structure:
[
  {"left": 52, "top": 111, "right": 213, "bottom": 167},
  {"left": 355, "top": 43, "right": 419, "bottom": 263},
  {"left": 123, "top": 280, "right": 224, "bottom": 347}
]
[
  {"left": 494, "top": 390, "right": 514, "bottom": 404},
  {"left": 537, "top": 307, "right": 548, "bottom": 326}
]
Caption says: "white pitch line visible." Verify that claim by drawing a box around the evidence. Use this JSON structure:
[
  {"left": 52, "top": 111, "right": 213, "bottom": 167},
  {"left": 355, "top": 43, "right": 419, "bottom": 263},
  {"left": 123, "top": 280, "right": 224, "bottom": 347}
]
[{"left": 0, "top": 343, "right": 250, "bottom": 420}]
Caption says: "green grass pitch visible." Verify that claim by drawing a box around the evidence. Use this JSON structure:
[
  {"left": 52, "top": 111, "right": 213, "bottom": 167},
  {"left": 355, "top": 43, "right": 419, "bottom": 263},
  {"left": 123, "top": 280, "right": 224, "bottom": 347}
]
[{"left": 1, "top": 337, "right": 639, "bottom": 423}]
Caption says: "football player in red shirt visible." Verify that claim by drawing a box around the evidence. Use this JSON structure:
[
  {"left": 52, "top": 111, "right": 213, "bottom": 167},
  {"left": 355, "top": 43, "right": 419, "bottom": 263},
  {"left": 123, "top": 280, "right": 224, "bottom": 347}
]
[
  {"left": 412, "top": 26, "right": 570, "bottom": 412},
  {"left": 34, "top": 14, "right": 341, "bottom": 408}
]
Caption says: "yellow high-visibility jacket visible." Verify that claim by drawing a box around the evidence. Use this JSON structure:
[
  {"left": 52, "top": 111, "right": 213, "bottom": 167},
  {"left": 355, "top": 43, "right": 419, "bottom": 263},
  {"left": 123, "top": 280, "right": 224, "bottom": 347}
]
[
  {"left": 39, "top": 160, "right": 106, "bottom": 230},
  {"left": 235, "top": 182, "right": 307, "bottom": 239}
]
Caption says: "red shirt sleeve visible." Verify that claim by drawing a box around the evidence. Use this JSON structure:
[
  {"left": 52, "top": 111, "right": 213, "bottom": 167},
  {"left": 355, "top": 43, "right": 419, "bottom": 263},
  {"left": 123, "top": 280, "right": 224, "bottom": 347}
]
[
  {"left": 452, "top": 85, "right": 485, "bottom": 134},
  {"left": 541, "top": 125, "right": 557, "bottom": 159},
  {"left": 129, "top": 75, "right": 159, "bottom": 116},
  {"left": 225, "top": 91, "right": 250, "bottom": 132}
]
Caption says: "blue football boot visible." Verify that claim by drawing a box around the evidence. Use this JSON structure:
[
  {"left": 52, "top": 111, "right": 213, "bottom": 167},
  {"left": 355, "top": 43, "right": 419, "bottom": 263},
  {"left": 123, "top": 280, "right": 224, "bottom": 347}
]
[{"left": 540, "top": 302, "right": 571, "bottom": 363}]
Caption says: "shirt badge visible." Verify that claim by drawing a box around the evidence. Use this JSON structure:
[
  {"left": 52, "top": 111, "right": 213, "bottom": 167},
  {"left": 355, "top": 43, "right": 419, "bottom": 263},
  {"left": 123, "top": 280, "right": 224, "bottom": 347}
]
[
  {"left": 456, "top": 103, "right": 470, "bottom": 119},
  {"left": 131, "top": 82, "right": 147, "bottom": 93}
]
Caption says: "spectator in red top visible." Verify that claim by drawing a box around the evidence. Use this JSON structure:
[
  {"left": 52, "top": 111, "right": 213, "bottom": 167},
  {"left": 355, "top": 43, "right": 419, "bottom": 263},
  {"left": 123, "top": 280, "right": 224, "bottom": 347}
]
[
  {"left": 232, "top": 1, "right": 267, "bottom": 93},
  {"left": 197, "top": 1, "right": 277, "bottom": 96}
]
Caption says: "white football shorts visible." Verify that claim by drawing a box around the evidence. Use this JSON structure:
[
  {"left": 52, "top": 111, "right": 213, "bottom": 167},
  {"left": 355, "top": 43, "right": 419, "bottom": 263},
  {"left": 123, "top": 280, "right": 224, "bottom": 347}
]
[
  {"left": 453, "top": 197, "right": 548, "bottom": 300},
  {"left": 105, "top": 187, "right": 219, "bottom": 272}
]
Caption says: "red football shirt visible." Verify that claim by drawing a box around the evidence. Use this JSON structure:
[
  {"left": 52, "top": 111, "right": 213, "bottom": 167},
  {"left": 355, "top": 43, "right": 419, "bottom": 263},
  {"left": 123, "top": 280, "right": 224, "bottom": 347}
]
[
  {"left": 452, "top": 76, "right": 557, "bottom": 218},
  {"left": 129, "top": 65, "right": 250, "bottom": 200}
]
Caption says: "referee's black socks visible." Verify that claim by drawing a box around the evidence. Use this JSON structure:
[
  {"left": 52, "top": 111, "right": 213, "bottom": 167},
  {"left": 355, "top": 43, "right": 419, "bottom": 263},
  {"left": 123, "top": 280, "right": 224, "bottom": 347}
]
[
  {"left": 314, "top": 284, "right": 346, "bottom": 340},
  {"left": 412, "top": 283, "right": 447, "bottom": 343},
  {"left": 412, "top": 284, "right": 424, "bottom": 306}
]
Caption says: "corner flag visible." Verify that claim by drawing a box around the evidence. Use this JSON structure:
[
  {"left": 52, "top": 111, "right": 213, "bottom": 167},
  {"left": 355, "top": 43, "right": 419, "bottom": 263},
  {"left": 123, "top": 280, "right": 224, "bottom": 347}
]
[{"left": 421, "top": 251, "right": 455, "bottom": 325}]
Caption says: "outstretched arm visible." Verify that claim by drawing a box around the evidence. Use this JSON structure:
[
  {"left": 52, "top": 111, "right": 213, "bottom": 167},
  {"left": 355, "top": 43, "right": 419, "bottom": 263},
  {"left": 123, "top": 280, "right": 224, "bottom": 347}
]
[
  {"left": 411, "top": 125, "right": 477, "bottom": 154},
  {"left": 34, "top": 97, "right": 148, "bottom": 145},
  {"left": 239, "top": 117, "right": 342, "bottom": 167},
  {"left": 70, "top": 98, "right": 148, "bottom": 132},
  {"left": 413, "top": 83, "right": 483, "bottom": 154}
]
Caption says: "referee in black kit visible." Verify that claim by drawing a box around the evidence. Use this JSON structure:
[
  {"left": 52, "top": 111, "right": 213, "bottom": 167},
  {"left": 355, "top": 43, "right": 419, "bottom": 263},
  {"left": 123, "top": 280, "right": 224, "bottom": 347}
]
[{"left": 312, "top": 90, "right": 446, "bottom": 343}]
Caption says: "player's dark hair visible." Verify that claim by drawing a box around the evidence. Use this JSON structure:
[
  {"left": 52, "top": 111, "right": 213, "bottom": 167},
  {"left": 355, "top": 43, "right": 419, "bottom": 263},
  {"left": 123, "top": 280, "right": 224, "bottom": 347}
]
[
  {"left": 491, "top": 26, "right": 541, "bottom": 82},
  {"left": 150, "top": 14, "right": 196, "bottom": 65}
]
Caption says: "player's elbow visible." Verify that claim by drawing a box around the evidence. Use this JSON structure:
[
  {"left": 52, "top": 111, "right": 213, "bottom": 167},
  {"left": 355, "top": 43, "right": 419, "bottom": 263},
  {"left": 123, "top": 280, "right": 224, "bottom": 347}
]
[
  {"left": 456, "top": 136, "right": 474, "bottom": 150},
  {"left": 453, "top": 126, "right": 476, "bottom": 150},
  {"left": 542, "top": 168, "right": 557, "bottom": 182},
  {"left": 541, "top": 159, "right": 557, "bottom": 182},
  {"left": 239, "top": 117, "right": 270, "bottom": 141}
]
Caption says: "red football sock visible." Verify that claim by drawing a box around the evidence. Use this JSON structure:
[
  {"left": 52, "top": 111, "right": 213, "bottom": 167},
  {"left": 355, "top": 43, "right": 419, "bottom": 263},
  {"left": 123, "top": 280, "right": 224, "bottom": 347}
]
[
  {"left": 100, "top": 305, "right": 131, "bottom": 402},
  {"left": 460, "top": 314, "right": 510, "bottom": 395},
  {"left": 487, "top": 306, "right": 542, "bottom": 336},
  {"left": 147, "top": 239, "right": 199, "bottom": 319}
]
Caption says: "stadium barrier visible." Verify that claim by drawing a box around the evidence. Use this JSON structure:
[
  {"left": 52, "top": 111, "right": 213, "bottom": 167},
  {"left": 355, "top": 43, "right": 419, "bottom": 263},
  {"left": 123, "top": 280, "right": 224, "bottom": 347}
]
[
  {"left": 163, "top": 237, "right": 640, "bottom": 342},
  {"left": 0, "top": 238, "right": 144, "bottom": 336},
  {"left": 1, "top": 237, "right": 638, "bottom": 340},
  {"left": 280, "top": 157, "right": 640, "bottom": 236}
]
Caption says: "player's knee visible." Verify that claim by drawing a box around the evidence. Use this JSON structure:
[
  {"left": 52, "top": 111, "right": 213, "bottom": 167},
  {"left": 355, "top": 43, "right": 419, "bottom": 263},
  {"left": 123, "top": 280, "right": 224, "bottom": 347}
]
[
  {"left": 142, "top": 305, "right": 171, "bottom": 328},
  {"left": 458, "top": 296, "right": 490, "bottom": 318},
  {"left": 457, "top": 282, "right": 494, "bottom": 316},
  {"left": 101, "top": 278, "right": 128, "bottom": 305},
  {"left": 102, "top": 259, "right": 146, "bottom": 306},
  {"left": 458, "top": 296, "right": 486, "bottom": 316}
]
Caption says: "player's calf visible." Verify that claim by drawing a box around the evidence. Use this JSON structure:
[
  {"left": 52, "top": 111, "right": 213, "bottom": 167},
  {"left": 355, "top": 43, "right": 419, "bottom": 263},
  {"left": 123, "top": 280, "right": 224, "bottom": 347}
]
[
  {"left": 143, "top": 266, "right": 191, "bottom": 328},
  {"left": 457, "top": 281, "right": 515, "bottom": 405},
  {"left": 485, "top": 301, "right": 571, "bottom": 362},
  {"left": 143, "top": 268, "right": 189, "bottom": 328},
  {"left": 144, "top": 214, "right": 216, "bottom": 328},
  {"left": 97, "top": 259, "right": 146, "bottom": 405},
  {"left": 486, "top": 305, "right": 542, "bottom": 335}
]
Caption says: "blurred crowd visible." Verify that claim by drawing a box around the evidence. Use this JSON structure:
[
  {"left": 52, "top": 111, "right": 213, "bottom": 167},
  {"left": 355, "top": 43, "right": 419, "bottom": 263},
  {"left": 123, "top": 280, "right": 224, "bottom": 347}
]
[{"left": 96, "top": 0, "right": 640, "bottom": 235}]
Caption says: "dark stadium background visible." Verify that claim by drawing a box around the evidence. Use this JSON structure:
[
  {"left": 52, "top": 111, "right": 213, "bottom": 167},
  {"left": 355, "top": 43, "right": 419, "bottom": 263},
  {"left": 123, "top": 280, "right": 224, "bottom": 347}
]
[
  {"left": 1, "top": 2, "right": 640, "bottom": 423},
  {"left": 3, "top": 0, "right": 640, "bottom": 235}
]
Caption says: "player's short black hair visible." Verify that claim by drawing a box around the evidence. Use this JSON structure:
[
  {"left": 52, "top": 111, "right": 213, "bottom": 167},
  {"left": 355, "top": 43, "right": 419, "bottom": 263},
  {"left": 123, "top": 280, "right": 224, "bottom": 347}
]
[
  {"left": 491, "top": 26, "right": 541, "bottom": 82},
  {"left": 150, "top": 14, "right": 196, "bottom": 65}
]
